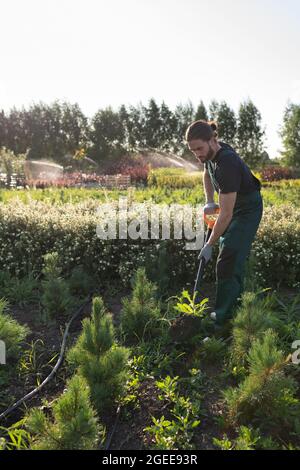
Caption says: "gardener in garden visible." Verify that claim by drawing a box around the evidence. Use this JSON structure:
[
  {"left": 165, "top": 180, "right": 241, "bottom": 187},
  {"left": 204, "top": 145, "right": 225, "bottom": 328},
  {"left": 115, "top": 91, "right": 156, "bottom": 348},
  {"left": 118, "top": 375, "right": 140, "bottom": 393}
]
[{"left": 185, "top": 120, "right": 263, "bottom": 326}]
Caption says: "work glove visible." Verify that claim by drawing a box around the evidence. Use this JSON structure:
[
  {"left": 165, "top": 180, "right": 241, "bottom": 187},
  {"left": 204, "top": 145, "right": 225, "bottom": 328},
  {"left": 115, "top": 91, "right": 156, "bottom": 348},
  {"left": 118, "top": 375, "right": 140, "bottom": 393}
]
[
  {"left": 198, "top": 243, "right": 213, "bottom": 263},
  {"left": 203, "top": 202, "right": 219, "bottom": 214}
]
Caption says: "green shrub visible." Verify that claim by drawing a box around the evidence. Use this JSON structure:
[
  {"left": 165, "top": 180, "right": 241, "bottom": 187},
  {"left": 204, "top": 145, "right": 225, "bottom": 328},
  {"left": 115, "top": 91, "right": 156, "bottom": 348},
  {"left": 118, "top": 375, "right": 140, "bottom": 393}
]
[
  {"left": 214, "top": 426, "right": 289, "bottom": 450},
  {"left": 0, "top": 299, "right": 29, "bottom": 360},
  {"left": 144, "top": 241, "right": 171, "bottom": 296},
  {"left": 0, "top": 271, "right": 39, "bottom": 307},
  {"left": 26, "top": 374, "right": 104, "bottom": 449},
  {"left": 0, "top": 200, "right": 299, "bottom": 288},
  {"left": 172, "top": 290, "right": 209, "bottom": 318},
  {"left": 145, "top": 375, "right": 201, "bottom": 450},
  {"left": 67, "top": 297, "right": 129, "bottom": 414},
  {"left": 251, "top": 205, "right": 300, "bottom": 288},
  {"left": 120, "top": 268, "right": 162, "bottom": 344},
  {"left": 230, "top": 292, "right": 282, "bottom": 367},
  {"left": 213, "top": 426, "right": 261, "bottom": 450},
  {"left": 261, "top": 180, "right": 300, "bottom": 206},
  {"left": 41, "top": 252, "right": 74, "bottom": 320},
  {"left": 200, "top": 337, "right": 227, "bottom": 363},
  {"left": 68, "top": 265, "right": 96, "bottom": 297},
  {"left": 224, "top": 330, "right": 300, "bottom": 432},
  {"left": 148, "top": 168, "right": 202, "bottom": 189}
]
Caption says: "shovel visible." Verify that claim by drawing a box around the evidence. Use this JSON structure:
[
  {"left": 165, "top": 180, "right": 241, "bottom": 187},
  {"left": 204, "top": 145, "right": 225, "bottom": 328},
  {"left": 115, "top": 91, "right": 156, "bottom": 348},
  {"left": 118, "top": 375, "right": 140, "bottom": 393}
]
[{"left": 193, "top": 207, "right": 219, "bottom": 302}]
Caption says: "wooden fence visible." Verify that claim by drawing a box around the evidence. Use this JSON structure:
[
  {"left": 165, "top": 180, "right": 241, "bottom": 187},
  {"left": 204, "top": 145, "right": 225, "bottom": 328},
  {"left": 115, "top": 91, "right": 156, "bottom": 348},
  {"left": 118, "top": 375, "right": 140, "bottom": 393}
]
[{"left": 97, "top": 175, "right": 131, "bottom": 189}]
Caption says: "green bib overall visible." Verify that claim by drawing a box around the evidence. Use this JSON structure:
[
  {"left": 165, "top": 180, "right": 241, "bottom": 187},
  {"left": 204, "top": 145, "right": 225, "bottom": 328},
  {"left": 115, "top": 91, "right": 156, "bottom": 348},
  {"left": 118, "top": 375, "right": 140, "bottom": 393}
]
[{"left": 207, "top": 157, "right": 263, "bottom": 325}]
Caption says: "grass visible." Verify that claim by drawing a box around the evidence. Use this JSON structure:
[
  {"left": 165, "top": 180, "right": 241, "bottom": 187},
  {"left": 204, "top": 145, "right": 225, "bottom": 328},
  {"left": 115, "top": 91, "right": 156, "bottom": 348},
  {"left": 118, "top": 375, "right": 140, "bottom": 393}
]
[{"left": 0, "top": 178, "right": 299, "bottom": 207}]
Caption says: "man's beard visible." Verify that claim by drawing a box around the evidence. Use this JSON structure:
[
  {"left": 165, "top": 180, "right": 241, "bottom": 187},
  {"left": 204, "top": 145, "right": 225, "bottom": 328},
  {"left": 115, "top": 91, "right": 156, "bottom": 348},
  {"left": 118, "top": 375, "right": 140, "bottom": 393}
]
[{"left": 203, "top": 144, "right": 215, "bottom": 162}]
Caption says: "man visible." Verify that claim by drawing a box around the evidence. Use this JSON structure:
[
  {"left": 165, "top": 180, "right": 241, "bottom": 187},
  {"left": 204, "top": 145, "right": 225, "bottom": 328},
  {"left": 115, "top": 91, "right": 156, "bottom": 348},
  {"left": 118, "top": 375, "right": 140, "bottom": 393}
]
[{"left": 185, "top": 120, "right": 263, "bottom": 325}]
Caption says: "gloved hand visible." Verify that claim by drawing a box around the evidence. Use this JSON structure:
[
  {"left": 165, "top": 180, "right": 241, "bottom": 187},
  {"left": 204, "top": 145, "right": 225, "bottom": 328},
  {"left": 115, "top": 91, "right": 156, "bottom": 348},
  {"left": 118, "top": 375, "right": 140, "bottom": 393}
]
[
  {"left": 203, "top": 202, "right": 219, "bottom": 214},
  {"left": 198, "top": 243, "right": 213, "bottom": 263}
]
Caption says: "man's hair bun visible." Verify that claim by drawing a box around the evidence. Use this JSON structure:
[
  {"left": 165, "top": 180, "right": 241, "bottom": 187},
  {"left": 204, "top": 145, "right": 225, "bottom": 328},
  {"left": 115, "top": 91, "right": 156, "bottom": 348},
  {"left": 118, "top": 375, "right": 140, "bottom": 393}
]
[{"left": 209, "top": 121, "right": 218, "bottom": 132}]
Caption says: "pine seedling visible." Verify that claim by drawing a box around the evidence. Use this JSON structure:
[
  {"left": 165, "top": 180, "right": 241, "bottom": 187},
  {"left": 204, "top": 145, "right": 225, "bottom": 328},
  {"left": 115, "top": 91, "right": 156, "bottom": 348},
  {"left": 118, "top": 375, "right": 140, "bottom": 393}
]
[
  {"left": 230, "top": 292, "right": 281, "bottom": 368},
  {"left": 26, "top": 374, "right": 105, "bottom": 450},
  {"left": 0, "top": 298, "right": 29, "bottom": 360},
  {"left": 120, "top": 268, "right": 162, "bottom": 344},
  {"left": 224, "top": 329, "right": 299, "bottom": 430},
  {"left": 67, "top": 297, "right": 130, "bottom": 414},
  {"left": 41, "top": 252, "right": 74, "bottom": 320},
  {"left": 69, "top": 265, "right": 96, "bottom": 297}
]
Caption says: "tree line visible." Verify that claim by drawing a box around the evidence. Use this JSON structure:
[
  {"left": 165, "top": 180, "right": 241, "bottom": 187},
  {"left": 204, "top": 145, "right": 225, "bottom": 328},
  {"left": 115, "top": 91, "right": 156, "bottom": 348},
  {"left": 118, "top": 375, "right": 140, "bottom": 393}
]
[{"left": 0, "top": 98, "right": 299, "bottom": 168}]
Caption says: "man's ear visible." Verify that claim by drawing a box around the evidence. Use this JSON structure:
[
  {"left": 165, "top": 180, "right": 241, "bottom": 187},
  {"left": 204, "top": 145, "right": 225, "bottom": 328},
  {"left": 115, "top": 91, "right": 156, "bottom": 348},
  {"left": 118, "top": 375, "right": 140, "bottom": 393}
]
[{"left": 212, "top": 136, "right": 218, "bottom": 146}]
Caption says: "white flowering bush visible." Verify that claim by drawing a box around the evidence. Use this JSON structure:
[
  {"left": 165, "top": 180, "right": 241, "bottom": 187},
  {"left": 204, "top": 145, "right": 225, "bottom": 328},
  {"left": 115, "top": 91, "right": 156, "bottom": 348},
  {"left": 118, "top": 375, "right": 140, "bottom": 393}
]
[
  {"left": 252, "top": 206, "right": 300, "bottom": 288},
  {"left": 0, "top": 201, "right": 299, "bottom": 289}
]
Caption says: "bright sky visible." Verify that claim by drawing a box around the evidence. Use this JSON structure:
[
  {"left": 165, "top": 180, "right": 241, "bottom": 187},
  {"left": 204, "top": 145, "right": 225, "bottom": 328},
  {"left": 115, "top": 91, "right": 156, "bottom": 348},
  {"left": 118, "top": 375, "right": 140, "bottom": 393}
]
[{"left": 1, "top": 0, "right": 300, "bottom": 158}]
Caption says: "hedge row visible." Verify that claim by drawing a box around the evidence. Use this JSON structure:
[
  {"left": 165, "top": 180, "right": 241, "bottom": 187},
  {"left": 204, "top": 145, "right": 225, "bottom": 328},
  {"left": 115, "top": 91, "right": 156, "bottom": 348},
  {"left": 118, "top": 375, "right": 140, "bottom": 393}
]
[
  {"left": 148, "top": 168, "right": 202, "bottom": 189},
  {"left": 0, "top": 200, "right": 299, "bottom": 289}
]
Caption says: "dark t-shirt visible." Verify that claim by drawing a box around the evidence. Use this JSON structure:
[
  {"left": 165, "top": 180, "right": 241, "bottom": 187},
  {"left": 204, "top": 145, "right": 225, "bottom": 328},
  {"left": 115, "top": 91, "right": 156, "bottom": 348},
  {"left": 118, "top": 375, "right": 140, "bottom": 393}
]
[{"left": 204, "top": 142, "right": 261, "bottom": 194}]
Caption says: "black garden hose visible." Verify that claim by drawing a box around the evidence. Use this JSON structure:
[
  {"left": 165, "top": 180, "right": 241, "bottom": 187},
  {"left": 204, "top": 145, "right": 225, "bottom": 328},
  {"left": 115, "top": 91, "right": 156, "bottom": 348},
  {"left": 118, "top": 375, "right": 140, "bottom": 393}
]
[{"left": 0, "top": 295, "right": 93, "bottom": 422}]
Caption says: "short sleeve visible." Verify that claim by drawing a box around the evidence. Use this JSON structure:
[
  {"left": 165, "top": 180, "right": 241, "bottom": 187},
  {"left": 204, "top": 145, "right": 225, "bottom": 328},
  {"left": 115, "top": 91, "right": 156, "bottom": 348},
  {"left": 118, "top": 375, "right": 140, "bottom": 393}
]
[{"left": 215, "top": 154, "right": 241, "bottom": 193}]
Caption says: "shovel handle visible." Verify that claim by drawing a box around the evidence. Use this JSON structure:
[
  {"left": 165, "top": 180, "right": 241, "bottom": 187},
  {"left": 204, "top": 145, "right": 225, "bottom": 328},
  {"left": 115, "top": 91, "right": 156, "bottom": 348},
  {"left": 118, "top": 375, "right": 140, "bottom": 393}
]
[
  {"left": 193, "top": 227, "right": 212, "bottom": 299},
  {"left": 193, "top": 206, "right": 219, "bottom": 301}
]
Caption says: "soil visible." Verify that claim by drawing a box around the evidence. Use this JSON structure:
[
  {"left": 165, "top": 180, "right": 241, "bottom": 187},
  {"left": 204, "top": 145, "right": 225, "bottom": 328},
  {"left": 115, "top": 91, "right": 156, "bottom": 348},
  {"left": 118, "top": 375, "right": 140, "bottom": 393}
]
[
  {"left": 3, "top": 281, "right": 297, "bottom": 450},
  {"left": 0, "top": 281, "right": 222, "bottom": 449}
]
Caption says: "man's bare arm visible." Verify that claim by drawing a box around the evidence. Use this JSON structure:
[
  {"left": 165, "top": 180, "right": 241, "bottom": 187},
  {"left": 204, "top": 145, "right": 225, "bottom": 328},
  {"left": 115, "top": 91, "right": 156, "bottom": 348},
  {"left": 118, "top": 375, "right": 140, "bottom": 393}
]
[
  {"left": 203, "top": 167, "right": 215, "bottom": 203},
  {"left": 207, "top": 192, "right": 237, "bottom": 246}
]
